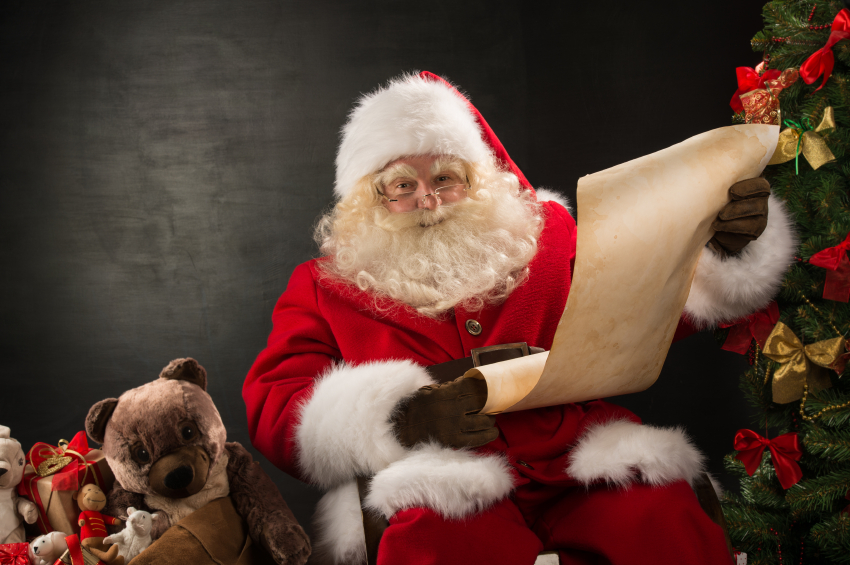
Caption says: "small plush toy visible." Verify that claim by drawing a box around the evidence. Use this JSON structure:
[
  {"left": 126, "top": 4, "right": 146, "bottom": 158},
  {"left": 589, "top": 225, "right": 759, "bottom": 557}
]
[
  {"left": 74, "top": 483, "right": 123, "bottom": 565},
  {"left": 0, "top": 425, "right": 38, "bottom": 544},
  {"left": 85, "top": 358, "right": 310, "bottom": 565},
  {"left": 103, "top": 507, "right": 158, "bottom": 563},
  {"left": 28, "top": 532, "right": 69, "bottom": 565}
]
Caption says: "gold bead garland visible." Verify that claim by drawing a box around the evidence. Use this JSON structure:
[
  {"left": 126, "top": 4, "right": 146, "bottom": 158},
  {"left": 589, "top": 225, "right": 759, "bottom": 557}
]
[
  {"left": 799, "top": 383, "right": 850, "bottom": 421},
  {"left": 800, "top": 294, "right": 842, "bottom": 338}
]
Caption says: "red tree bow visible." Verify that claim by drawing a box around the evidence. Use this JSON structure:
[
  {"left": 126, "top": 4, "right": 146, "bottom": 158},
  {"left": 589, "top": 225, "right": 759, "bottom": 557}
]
[
  {"left": 809, "top": 232, "right": 850, "bottom": 302},
  {"left": 720, "top": 302, "right": 780, "bottom": 354},
  {"left": 734, "top": 429, "right": 803, "bottom": 490},
  {"left": 800, "top": 8, "right": 850, "bottom": 91},
  {"left": 730, "top": 67, "right": 781, "bottom": 113}
]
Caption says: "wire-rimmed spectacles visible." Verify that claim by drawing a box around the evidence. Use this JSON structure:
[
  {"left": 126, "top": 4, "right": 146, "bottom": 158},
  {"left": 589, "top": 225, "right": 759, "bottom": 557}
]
[{"left": 379, "top": 183, "right": 469, "bottom": 209}]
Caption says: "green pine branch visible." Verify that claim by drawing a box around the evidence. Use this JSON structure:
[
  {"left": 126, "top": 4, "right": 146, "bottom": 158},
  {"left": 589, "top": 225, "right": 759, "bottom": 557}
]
[{"left": 724, "top": 2, "right": 850, "bottom": 561}]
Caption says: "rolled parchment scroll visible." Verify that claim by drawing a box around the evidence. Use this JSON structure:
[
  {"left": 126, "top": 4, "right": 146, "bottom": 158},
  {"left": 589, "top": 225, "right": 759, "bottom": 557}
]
[{"left": 468, "top": 124, "right": 780, "bottom": 414}]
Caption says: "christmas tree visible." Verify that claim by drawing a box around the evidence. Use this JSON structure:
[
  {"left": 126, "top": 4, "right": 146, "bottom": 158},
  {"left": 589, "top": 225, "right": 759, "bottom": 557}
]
[{"left": 719, "top": 1, "right": 850, "bottom": 563}]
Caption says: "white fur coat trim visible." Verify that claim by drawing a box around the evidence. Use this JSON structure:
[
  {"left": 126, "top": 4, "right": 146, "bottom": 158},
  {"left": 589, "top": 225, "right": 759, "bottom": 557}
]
[
  {"left": 535, "top": 188, "right": 572, "bottom": 213},
  {"left": 566, "top": 420, "right": 705, "bottom": 488},
  {"left": 364, "top": 442, "right": 515, "bottom": 520},
  {"left": 310, "top": 445, "right": 516, "bottom": 565},
  {"left": 335, "top": 73, "right": 492, "bottom": 199},
  {"left": 311, "top": 481, "right": 366, "bottom": 565},
  {"left": 295, "top": 360, "right": 435, "bottom": 488},
  {"left": 685, "top": 195, "right": 797, "bottom": 327}
]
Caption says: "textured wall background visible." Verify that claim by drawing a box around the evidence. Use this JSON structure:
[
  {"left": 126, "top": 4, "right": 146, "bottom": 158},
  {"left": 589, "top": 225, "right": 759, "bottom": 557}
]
[{"left": 1, "top": 0, "right": 765, "bottom": 536}]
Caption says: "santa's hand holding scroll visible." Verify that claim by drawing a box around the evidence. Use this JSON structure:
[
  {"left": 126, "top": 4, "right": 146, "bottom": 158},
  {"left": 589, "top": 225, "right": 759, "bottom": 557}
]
[{"left": 243, "top": 72, "right": 795, "bottom": 564}]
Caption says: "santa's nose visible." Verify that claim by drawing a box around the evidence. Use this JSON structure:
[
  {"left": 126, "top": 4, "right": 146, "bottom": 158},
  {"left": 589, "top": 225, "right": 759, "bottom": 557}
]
[
  {"left": 416, "top": 186, "right": 440, "bottom": 211},
  {"left": 0, "top": 468, "right": 7, "bottom": 477}
]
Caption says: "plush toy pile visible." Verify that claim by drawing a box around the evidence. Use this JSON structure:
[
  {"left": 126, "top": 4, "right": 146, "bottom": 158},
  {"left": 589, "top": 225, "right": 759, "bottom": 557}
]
[{"left": 0, "top": 358, "right": 310, "bottom": 565}]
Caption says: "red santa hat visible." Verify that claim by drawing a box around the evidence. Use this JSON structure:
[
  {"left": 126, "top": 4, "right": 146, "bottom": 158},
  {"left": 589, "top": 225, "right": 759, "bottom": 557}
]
[{"left": 334, "top": 71, "right": 534, "bottom": 200}]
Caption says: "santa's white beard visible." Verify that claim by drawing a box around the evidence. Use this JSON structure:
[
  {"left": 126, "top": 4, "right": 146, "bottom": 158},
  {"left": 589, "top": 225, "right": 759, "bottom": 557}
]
[{"left": 321, "top": 190, "right": 542, "bottom": 318}]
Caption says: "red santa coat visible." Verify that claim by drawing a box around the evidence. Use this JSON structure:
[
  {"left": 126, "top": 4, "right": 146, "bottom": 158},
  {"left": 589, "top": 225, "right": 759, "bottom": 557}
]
[
  {"left": 243, "top": 191, "right": 798, "bottom": 563},
  {"left": 243, "top": 200, "right": 707, "bottom": 514}
]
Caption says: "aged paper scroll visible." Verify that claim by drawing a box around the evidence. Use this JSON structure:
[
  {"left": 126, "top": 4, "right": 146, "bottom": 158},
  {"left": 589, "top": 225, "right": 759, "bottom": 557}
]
[{"left": 469, "top": 124, "right": 779, "bottom": 414}]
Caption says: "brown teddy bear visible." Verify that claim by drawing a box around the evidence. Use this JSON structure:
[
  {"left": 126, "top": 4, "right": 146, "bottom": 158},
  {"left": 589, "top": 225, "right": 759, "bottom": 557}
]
[{"left": 85, "top": 358, "right": 310, "bottom": 565}]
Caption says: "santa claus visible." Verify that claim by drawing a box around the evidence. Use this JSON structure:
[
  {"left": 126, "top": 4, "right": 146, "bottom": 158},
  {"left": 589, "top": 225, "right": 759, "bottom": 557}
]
[{"left": 243, "top": 71, "right": 796, "bottom": 564}]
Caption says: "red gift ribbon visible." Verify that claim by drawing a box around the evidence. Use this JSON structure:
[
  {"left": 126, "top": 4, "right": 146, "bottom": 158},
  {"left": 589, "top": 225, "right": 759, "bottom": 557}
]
[
  {"left": 734, "top": 429, "right": 803, "bottom": 490},
  {"left": 0, "top": 543, "right": 29, "bottom": 565},
  {"left": 65, "top": 534, "right": 105, "bottom": 565},
  {"left": 809, "top": 232, "right": 850, "bottom": 302},
  {"left": 800, "top": 8, "right": 850, "bottom": 91},
  {"left": 26, "top": 431, "right": 93, "bottom": 492},
  {"left": 730, "top": 67, "right": 781, "bottom": 113},
  {"left": 17, "top": 432, "right": 108, "bottom": 535},
  {"left": 719, "top": 302, "right": 780, "bottom": 354}
]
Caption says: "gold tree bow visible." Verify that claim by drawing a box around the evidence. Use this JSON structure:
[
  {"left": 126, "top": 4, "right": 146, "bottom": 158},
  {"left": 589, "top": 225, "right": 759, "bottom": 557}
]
[
  {"left": 767, "top": 106, "right": 837, "bottom": 171},
  {"left": 762, "top": 321, "right": 845, "bottom": 403}
]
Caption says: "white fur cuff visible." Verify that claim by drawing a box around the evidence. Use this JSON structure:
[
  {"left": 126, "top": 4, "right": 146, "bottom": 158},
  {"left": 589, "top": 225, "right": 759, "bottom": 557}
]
[
  {"left": 685, "top": 195, "right": 797, "bottom": 327},
  {"left": 295, "top": 360, "right": 434, "bottom": 488},
  {"left": 566, "top": 420, "right": 705, "bottom": 488},
  {"left": 535, "top": 188, "right": 572, "bottom": 213},
  {"left": 364, "top": 443, "right": 515, "bottom": 520},
  {"left": 311, "top": 481, "right": 366, "bottom": 565}
]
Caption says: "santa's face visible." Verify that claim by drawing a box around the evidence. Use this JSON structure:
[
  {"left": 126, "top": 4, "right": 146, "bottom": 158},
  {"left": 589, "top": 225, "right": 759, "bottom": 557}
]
[
  {"left": 378, "top": 155, "right": 468, "bottom": 223},
  {"left": 316, "top": 154, "right": 544, "bottom": 317}
]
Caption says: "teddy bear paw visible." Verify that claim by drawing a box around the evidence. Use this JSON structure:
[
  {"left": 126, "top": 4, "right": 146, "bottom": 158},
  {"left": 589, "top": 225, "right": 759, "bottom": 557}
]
[
  {"left": 261, "top": 521, "right": 311, "bottom": 565},
  {"left": 21, "top": 501, "right": 39, "bottom": 524}
]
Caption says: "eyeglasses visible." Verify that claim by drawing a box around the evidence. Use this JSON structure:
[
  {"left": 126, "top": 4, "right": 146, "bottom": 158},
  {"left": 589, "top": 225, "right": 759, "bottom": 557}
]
[{"left": 379, "top": 183, "right": 469, "bottom": 210}]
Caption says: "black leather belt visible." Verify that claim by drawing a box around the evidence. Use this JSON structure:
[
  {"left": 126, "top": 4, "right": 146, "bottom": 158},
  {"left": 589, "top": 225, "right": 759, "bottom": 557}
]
[{"left": 425, "top": 342, "right": 545, "bottom": 383}]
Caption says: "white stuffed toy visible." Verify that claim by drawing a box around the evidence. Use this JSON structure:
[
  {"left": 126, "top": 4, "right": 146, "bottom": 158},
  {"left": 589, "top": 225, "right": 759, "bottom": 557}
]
[
  {"left": 28, "top": 532, "right": 69, "bottom": 565},
  {"left": 103, "top": 507, "right": 158, "bottom": 563},
  {"left": 0, "top": 425, "right": 38, "bottom": 543}
]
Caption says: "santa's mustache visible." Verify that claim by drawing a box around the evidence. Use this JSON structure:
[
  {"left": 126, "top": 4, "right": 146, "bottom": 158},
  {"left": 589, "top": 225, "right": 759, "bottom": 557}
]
[{"left": 373, "top": 204, "right": 454, "bottom": 231}]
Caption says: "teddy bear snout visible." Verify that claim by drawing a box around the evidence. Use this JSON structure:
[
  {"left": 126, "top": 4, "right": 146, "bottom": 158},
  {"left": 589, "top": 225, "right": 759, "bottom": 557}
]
[
  {"left": 148, "top": 445, "right": 210, "bottom": 498},
  {"left": 164, "top": 465, "right": 193, "bottom": 489}
]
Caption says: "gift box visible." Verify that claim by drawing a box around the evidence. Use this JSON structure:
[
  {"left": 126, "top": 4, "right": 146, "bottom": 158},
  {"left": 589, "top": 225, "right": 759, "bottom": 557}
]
[
  {"left": 56, "top": 535, "right": 104, "bottom": 565},
  {"left": 17, "top": 432, "right": 114, "bottom": 536},
  {"left": 0, "top": 543, "right": 29, "bottom": 565}
]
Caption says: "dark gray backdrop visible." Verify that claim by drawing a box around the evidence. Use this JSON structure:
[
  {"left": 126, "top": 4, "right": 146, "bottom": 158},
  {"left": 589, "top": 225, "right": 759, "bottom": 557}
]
[{"left": 2, "top": 0, "right": 765, "bottom": 537}]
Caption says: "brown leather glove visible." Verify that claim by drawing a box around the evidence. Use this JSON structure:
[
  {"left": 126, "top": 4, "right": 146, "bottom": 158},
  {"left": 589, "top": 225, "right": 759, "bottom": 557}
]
[
  {"left": 391, "top": 377, "right": 498, "bottom": 449},
  {"left": 708, "top": 177, "right": 770, "bottom": 256}
]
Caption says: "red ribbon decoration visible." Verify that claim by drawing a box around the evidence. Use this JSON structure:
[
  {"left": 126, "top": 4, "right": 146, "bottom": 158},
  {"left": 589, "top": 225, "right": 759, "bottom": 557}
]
[
  {"left": 734, "top": 429, "right": 803, "bottom": 490},
  {"left": 719, "top": 302, "right": 780, "bottom": 354},
  {"left": 0, "top": 543, "right": 29, "bottom": 565},
  {"left": 26, "top": 431, "right": 94, "bottom": 492},
  {"left": 730, "top": 67, "right": 781, "bottom": 113},
  {"left": 809, "top": 232, "right": 850, "bottom": 302},
  {"left": 800, "top": 8, "right": 850, "bottom": 91},
  {"left": 65, "top": 534, "right": 105, "bottom": 565},
  {"left": 17, "top": 431, "right": 108, "bottom": 535}
]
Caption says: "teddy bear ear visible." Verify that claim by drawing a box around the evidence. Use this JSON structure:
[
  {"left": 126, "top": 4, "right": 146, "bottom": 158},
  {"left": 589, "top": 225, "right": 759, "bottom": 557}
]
[
  {"left": 86, "top": 398, "right": 119, "bottom": 444},
  {"left": 159, "top": 358, "right": 207, "bottom": 391}
]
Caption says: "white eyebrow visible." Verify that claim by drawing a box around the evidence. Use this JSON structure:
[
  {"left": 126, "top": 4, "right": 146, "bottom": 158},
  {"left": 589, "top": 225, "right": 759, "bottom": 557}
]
[
  {"left": 430, "top": 157, "right": 464, "bottom": 178},
  {"left": 376, "top": 163, "right": 418, "bottom": 188}
]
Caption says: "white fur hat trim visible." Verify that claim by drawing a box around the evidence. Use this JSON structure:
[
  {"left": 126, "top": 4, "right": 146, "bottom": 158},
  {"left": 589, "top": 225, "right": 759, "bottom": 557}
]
[{"left": 335, "top": 72, "right": 492, "bottom": 199}]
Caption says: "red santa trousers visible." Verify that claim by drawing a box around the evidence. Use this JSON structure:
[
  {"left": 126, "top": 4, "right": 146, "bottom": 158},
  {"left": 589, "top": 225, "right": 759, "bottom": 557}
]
[{"left": 377, "top": 479, "right": 731, "bottom": 565}]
